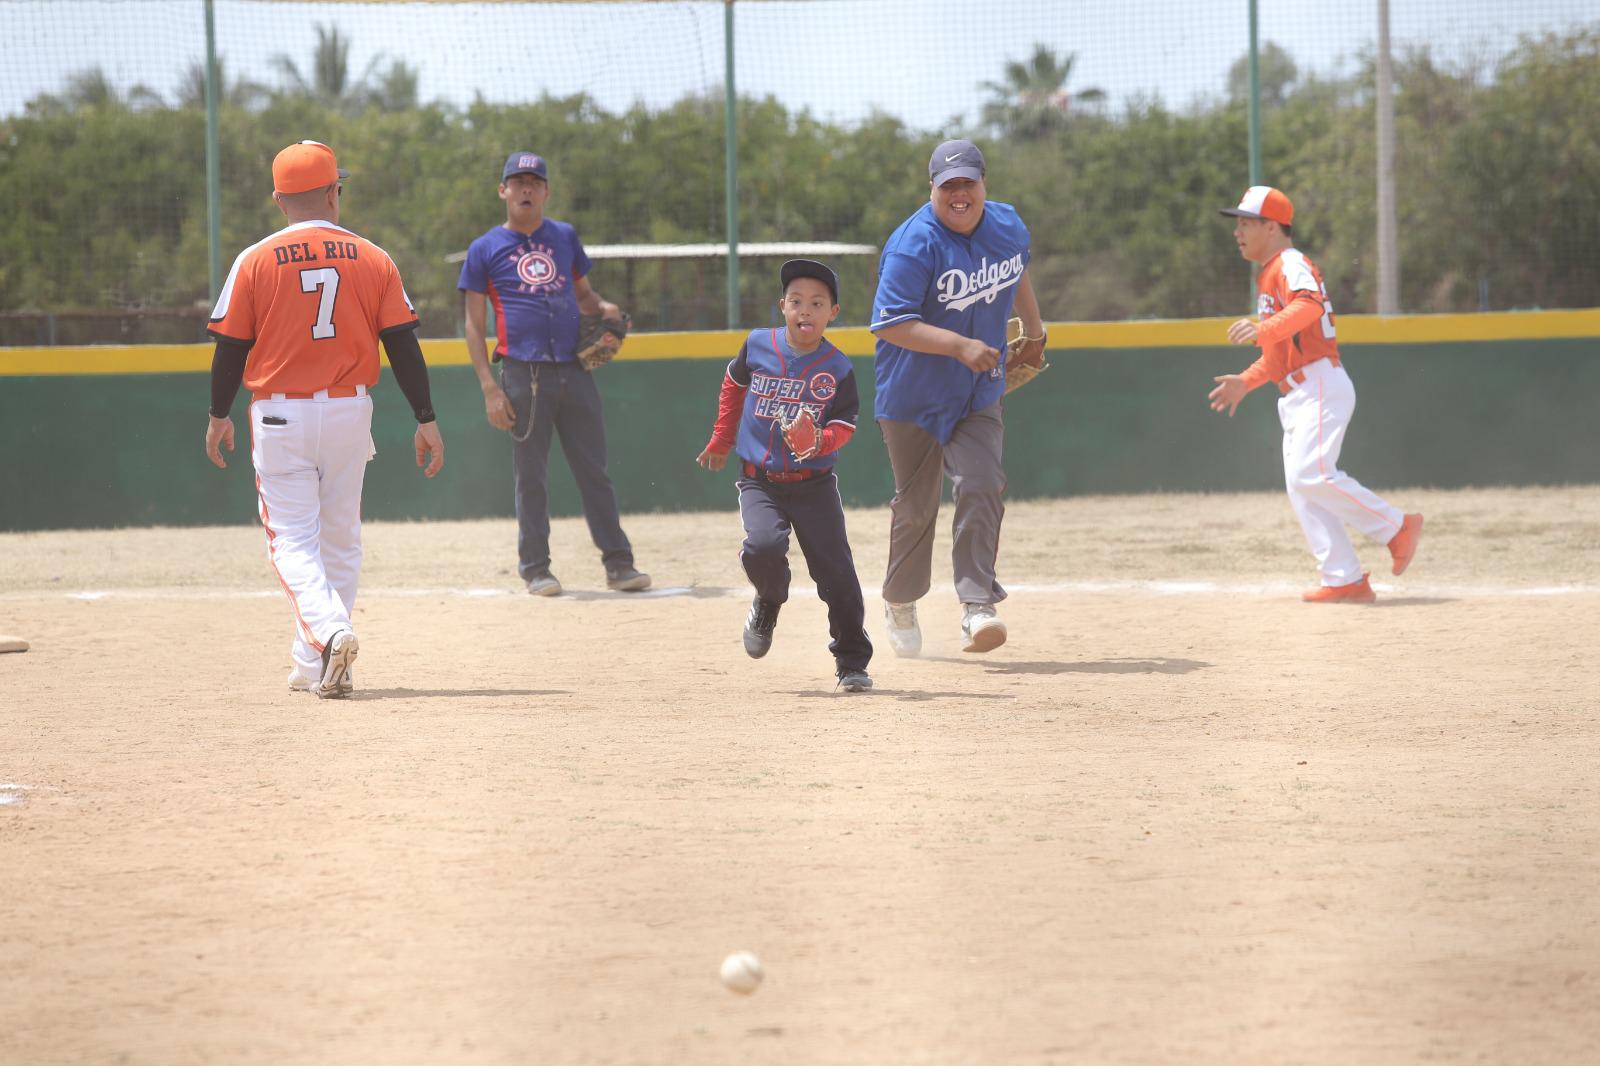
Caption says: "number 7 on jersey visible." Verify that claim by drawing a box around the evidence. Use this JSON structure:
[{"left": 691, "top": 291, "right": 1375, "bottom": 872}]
[{"left": 300, "top": 267, "right": 340, "bottom": 339}]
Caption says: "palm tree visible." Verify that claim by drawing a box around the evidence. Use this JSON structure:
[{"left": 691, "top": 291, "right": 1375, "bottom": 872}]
[
  {"left": 176, "top": 57, "right": 270, "bottom": 111},
  {"left": 271, "top": 24, "right": 381, "bottom": 112},
  {"left": 979, "top": 45, "right": 1105, "bottom": 139},
  {"left": 271, "top": 24, "right": 420, "bottom": 113}
]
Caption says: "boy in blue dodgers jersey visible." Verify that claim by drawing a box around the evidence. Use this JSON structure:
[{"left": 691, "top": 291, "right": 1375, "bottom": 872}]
[
  {"left": 459, "top": 151, "right": 650, "bottom": 596},
  {"left": 872, "top": 139, "right": 1048, "bottom": 655},
  {"left": 696, "top": 260, "right": 874, "bottom": 692}
]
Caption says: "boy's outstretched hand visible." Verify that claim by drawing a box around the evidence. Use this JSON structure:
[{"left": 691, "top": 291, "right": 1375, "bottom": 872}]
[
  {"left": 1209, "top": 374, "right": 1249, "bottom": 417},
  {"left": 696, "top": 443, "right": 729, "bottom": 471}
]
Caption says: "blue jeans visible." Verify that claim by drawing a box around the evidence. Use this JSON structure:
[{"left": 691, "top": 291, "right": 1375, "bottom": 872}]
[{"left": 500, "top": 359, "right": 633, "bottom": 580}]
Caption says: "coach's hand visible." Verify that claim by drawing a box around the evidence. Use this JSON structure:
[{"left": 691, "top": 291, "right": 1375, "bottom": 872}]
[
  {"left": 954, "top": 337, "right": 1001, "bottom": 373},
  {"left": 482, "top": 382, "right": 516, "bottom": 432},
  {"left": 1209, "top": 374, "right": 1249, "bottom": 418},
  {"left": 1227, "top": 318, "right": 1260, "bottom": 346},
  {"left": 205, "top": 415, "right": 235, "bottom": 469},
  {"left": 415, "top": 421, "right": 445, "bottom": 477}
]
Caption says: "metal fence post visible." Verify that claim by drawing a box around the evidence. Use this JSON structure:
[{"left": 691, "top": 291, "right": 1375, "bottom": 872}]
[
  {"left": 723, "top": 0, "right": 739, "bottom": 330},
  {"left": 204, "top": 0, "right": 222, "bottom": 303}
]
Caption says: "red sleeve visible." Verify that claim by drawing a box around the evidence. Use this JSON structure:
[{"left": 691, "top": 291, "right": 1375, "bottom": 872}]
[
  {"left": 817, "top": 423, "right": 854, "bottom": 456},
  {"left": 705, "top": 371, "right": 746, "bottom": 454}
]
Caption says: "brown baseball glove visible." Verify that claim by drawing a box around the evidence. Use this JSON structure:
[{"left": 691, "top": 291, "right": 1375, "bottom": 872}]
[
  {"left": 576, "top": 311, "right": 631, "bottom": 371},
  {"left": 1004, "top": 316, "right": 1049, "bottom": 394}
]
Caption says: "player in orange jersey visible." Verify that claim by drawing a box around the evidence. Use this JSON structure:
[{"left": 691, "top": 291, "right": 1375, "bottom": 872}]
[
  {"left": 1208, "top": 186, "right": 1423, "bottom": 604},
  {"left": 204, "top": 140, "right": 445, "bottom": 695}
]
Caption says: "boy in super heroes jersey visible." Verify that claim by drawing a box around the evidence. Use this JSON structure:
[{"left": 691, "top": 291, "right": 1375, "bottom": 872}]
[
  {"left": 695, "top": 259, "right": 874, "bottom": 692},
  {"left": 1209, "top": 186, "right": 1424, "bottom": 603}
]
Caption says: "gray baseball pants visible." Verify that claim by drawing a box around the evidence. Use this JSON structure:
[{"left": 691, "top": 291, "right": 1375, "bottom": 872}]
[
  {"left": 500, "top": 359, "right": 634, "bottom": 581},
  {"left": 879, "top": 403, "right": 1007, "bottom": 607}
]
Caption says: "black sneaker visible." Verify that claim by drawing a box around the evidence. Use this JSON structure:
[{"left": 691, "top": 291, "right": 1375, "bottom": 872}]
[
  {"left": 836, "top": 669, "right": 873, "bottom": 693},
  {"left": 743, "top": 598, "right": 780, "bottom": 658},
  {"left": 525, "top": 570, "right": 562, "bottom": 596},
  {"left": 606, "top": 565, "right": 651, "bottom": 592}
]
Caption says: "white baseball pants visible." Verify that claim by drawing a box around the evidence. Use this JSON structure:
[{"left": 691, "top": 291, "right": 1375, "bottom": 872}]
[
  {"left": 249, "top": 393, "right": 374, "bottom": 683},
  {"left": 1277, "top": 359, "right": 1404, "bottom": 586}
]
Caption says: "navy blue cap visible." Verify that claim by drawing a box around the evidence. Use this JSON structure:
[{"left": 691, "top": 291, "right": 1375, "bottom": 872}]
[
  {"left": 930, "top": 139, "right": 985, "bottom": 186},
  {"left": 502, "top": 152, "right": 548, "bottom": 182},
  {"left": 780, "top": 259, "right": 839, "bottom": 304}
]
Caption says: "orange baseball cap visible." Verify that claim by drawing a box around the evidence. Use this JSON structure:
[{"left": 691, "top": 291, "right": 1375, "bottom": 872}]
[
  {"left": 272, "top": 140, "right": 349, "bottom": 195},
  {"left": 1220, "top": 185, "right": 1294, "bottom": 227}
]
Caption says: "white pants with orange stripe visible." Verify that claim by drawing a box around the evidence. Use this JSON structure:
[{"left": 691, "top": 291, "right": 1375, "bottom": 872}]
[
  {"left": 250, "top": 394, "right": 374, "bottom": 683},
  {"left": 1277, "top": 360, "right": 1404, "bottom": 586}
]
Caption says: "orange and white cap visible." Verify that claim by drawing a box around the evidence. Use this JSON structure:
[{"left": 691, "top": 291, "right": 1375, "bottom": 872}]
[
  {"left": 272, "top": 140, "right": 349, "bottom": 195},
  {"left": 1220, "top": 185, "right": 1294, "bottom": 227}
]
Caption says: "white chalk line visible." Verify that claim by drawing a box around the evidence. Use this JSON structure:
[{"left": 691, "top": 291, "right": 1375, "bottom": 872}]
[
  {"left": 0, "top": 580, "right": 1592, "bottom": 603},
  {"left": 0, "top": 783, "right": 55, "bottom": 807}
]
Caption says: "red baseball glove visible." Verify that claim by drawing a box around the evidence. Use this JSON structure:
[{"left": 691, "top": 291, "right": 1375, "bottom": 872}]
[{"left": 782, "top": 407, "right": 820, "bottom": 460}]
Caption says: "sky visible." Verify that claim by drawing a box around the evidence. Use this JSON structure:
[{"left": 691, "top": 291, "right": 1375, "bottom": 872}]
[{"left": 2, "top": 0, "right": 1595, "bottom": 126}]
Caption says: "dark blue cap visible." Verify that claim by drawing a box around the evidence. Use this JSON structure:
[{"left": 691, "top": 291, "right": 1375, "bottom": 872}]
[
  {"left": 929, "top": 139, "right": 985, "bottom": 186},
  {"left": 780, "top": 259, "right": 839, "bottom": 304},
  {"left": 502, "top": 152, "right": 548, "bottom": 182}
]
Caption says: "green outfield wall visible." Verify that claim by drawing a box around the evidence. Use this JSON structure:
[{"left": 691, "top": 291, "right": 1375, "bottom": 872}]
[{"left": 1, "top": 312, "right": 1596, "bottom": 532}]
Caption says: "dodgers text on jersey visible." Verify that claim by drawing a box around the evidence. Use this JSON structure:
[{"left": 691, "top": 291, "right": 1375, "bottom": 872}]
[{"left": 937, "top": 253, "right": 1025, "bottom": 312}]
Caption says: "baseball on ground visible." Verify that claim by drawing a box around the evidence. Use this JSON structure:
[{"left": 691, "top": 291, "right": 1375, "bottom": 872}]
[{"left": 719, "top": 951, "right": 764, "bottom": 995}]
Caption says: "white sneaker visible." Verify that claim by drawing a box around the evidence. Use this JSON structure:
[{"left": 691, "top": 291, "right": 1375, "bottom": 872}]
[
  {"left": 292, "top": 667, "right": 353, "bottom": 695},
  {"left": 883, "top": 601, "right": 922, "bottom": 658},
  {"left": 317, "top": 630, "right": 359, "bottom": 699},
  {"left": 961, "top": 604, "right": 1007, "bottom": 653}
]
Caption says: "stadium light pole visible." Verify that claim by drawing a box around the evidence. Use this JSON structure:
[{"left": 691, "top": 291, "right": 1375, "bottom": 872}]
[
  {"left": 1375, "top": 0, "right": 1400, "bottom": 313},
  {"left": 723, "top": 0, "right": 740, "bottom": 330},
  {"left": 204, "top": 0, "right": 222, "bottom": 303}
]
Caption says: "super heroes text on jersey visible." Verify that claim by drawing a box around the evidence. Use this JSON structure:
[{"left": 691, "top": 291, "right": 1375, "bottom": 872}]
[
  {"left": 270, "top": 239, "right": 362, "bottom": 266},
  {"left": 749, "top": 369, "right": 834, "bottom": 427}
]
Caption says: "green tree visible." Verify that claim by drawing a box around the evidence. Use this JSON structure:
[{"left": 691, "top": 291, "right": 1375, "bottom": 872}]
[
  {"left": 24, "top": 67, "right": 163, "bottom": 117},
  {"left": 1227, "top": 41, "right": 1301, "bottom": 109}
]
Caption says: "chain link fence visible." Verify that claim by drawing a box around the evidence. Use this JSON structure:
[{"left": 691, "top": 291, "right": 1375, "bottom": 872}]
[{"left": 1, "top": 0, "right": 1596, "bottom": 345}]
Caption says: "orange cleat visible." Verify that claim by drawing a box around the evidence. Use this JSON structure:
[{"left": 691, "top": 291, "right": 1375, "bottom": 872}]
[
  {"left": 1302, "top": 573, "right": 1376, "bottom": 604},
  {"left": 1388, "top": 513, "right": 1424, "bottom": 576}
]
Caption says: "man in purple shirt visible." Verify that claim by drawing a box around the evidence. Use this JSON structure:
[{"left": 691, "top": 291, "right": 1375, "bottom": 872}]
[{"left": 459, "top": 151, "right": 649, "bottom": 596}]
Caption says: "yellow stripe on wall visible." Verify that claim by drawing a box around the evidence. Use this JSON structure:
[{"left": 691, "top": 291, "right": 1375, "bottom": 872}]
[{"left": 4, "top": 308, "right": 1597, "bottom": 375}]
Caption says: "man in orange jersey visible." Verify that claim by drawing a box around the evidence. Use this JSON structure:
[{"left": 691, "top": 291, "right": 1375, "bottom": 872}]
[
  {"left": 1209, "top": 186, "right": 1422, "bottom": 604},
  {"left": 204, "top": 140, "right": 445, "bottom": 696}
]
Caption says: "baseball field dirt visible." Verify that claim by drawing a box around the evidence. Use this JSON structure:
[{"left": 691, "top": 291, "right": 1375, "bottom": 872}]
[{"left": 2, "top": 486, "right": 1597, "bottom": 1064}]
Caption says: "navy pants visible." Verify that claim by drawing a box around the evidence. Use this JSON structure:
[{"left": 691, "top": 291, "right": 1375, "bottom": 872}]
[
  {"left": 500, "top": 359, "right": 634, "bottom": 581},
  {"left": 737, "top": 471, "right": 872, "bottom": 674}
]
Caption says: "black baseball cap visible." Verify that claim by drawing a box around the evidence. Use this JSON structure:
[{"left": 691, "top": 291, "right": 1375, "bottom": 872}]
[
  {"left": 930, "top": 139, "right": 985, "bottom": 186},
  {"left": 502, "top": 151, "right": 548, "bottom": 182},
  {"left": 780, "top": 259, "right": 839, "bottom": 304}
]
